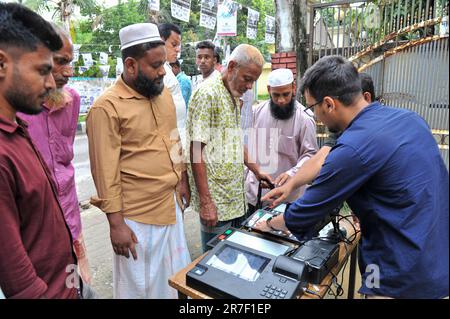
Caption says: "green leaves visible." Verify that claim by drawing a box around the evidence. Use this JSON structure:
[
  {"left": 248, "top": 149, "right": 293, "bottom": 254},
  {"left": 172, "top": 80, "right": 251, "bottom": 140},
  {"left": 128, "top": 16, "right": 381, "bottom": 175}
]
[{"left": 55, "top": 0, "right": 276, "bottom": 78}]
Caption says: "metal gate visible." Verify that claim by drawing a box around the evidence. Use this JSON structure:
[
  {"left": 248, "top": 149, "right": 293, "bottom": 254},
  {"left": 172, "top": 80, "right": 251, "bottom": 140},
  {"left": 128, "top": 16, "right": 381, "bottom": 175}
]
[{"left": 307, "top": 0, "right": 449, "bottom": 168}]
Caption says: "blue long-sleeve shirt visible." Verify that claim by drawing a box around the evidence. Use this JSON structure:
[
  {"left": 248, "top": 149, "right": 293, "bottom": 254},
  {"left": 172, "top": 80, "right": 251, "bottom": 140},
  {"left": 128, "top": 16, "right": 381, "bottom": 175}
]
[{"left": 285, "top": 102, "right": 449, "bottom": 298}]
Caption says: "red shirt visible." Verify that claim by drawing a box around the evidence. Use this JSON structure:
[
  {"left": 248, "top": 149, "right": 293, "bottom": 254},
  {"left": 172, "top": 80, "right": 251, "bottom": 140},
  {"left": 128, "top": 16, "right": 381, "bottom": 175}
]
[{"left": 0, "top": 114, "right": 78, "bottom": 299}]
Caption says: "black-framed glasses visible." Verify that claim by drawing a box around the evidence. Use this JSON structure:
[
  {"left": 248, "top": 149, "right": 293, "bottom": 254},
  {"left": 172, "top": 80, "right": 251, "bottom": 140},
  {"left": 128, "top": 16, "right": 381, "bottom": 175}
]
[
  {"left": 304, "top": 99, "right": 323, "bottom": 113},
  {"left": 304, "top": 94, "right": 345, "bottom": 114}
]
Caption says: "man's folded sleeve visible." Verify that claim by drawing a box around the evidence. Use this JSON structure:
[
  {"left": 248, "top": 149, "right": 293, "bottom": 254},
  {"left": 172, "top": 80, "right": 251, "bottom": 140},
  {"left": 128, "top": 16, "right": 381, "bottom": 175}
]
[{"left": 86, "top": 106, "right": 123, "bottom": 213}]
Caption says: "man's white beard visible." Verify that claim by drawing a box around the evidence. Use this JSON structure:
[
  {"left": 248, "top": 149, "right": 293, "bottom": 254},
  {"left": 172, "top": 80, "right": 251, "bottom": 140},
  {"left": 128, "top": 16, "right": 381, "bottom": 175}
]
[{"left": 45, "top": 88, "right": 69, "bottom": 109}]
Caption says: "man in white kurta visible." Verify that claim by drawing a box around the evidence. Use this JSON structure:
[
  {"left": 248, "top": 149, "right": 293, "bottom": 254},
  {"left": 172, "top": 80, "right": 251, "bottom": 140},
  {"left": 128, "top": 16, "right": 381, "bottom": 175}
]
[
  {"left": 245, "top": 69, "right": 318, "bottom": 212},
  {"left": 159, "top": 23, "right": 187, "bottom": 143}
]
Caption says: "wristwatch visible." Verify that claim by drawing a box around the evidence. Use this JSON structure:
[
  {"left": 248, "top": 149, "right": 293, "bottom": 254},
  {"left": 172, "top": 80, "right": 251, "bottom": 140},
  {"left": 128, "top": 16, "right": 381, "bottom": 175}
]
[{"left": 266, "top": 216, "right": 278, "bottom": 231}]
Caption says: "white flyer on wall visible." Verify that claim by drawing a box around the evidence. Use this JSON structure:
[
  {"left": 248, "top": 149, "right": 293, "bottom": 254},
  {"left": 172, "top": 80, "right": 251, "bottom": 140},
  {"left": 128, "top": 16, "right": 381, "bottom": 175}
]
[
  {"left": 246, "top": 8, "right": 259, "bottom": 39},
  {"left": 265, "top": 15, "right": 275, "bottom": 44},
  {"left": 200, "top": 0, "right": 218, "bottom": 30},
  {"left": 149, "top": 0, "right": 160, "bottom": 11},
  {"left": 217, "top": 0, "right": 239, "bottom": 36},
  {"left": 171, "top": 0, "right": 191, "bottom": 23}
]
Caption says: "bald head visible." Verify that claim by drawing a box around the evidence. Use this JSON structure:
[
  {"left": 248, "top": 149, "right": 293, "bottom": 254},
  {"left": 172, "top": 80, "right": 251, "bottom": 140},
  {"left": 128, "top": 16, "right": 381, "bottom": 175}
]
[
  {"left": 223, "top": 44, "right": 264, "bottom": 98},
  {"left": 49, "top": 23, "right": 74, "bottom": 89},
  {"left": 228, "top": 44, "right": 264, "bottom": 69},
  {"left": 51, "top": 23, "right": 72, "bottom": 43}
]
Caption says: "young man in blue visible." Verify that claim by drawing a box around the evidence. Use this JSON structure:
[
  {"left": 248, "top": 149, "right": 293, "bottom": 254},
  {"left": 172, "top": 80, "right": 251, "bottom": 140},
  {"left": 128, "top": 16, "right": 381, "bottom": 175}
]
[{"left": 257, "top": 55, "right": 449, "bottom": 299}]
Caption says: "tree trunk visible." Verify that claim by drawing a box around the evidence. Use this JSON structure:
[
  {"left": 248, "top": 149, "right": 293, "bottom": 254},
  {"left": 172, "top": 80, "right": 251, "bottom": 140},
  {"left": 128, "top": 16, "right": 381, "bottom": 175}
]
[
  {"left": 60, "top": 0, "right": 72, "bottom": 31},
  {"left": 275, "top": 0, "right": 308, "bottom": 97}
]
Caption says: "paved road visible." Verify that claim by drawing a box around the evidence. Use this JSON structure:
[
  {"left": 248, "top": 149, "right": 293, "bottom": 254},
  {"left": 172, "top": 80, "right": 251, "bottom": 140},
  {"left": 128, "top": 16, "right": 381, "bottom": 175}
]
[{"left": 74, "top": 134, "right": 96, "bottom": 203}]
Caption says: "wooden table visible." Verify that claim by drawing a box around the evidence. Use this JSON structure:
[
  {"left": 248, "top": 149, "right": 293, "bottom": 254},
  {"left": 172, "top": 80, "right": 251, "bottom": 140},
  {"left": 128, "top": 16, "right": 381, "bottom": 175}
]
[{"left": 169, "top": 217, "right": 360, "bottom": 299}]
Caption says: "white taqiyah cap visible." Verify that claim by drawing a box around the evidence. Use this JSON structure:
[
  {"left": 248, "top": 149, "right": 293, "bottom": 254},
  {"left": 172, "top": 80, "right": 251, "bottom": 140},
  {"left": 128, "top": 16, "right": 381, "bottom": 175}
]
[
  {"left": 268, "top": 68, "right": 294, "bottom": 87},
  {"left": 119, "top": 23, "right": 162, "bottom": 51}
]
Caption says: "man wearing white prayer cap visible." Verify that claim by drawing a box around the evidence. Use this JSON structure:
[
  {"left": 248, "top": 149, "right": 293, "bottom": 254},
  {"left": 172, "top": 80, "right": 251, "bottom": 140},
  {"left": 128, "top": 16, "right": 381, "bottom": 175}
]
[
  {"left": 86, "top": 22, "right": 191, "bottom": 299},
  {"left": 245, "top": 68, "right": 319, "bottom": 215}
]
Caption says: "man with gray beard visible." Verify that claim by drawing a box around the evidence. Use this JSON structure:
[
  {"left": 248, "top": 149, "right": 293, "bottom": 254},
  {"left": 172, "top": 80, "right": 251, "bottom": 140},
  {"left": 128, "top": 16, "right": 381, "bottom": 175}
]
[{"left": 18, "top": 24, "right": 92, "bottom": 286}]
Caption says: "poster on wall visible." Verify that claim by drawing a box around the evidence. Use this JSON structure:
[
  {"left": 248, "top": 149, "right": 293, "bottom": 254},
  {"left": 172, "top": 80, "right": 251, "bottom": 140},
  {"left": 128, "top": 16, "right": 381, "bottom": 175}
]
[
  {"left": 171, "top": 0, "right": 191, "bottom": 22},
  {"left": 246, "top": 8, "right": 259, "bottom": 39},
  {"left": 149, "top": 0, "right": 160, "bottom": 11},
  {"left": 265, "top": 15, "right": 275, "bottom": 44},
  {"left": 217, "top": 0, "right": 239, "bottom": 36},
  {"left": 200, "top": 0, "right": 218, "bottom": 30},
  {"left": 68, "top": 78, "right": 116, "bottom": 113}
]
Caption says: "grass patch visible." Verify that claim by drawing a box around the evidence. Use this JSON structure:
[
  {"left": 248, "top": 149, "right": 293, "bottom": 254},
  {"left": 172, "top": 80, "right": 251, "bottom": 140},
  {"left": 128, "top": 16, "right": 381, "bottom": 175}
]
[
  {"left": 78, "top": 114, "right": 87, "bottom": 123},
  {"left": 257, "top": 94, "right": 270, "bottom": 102}
]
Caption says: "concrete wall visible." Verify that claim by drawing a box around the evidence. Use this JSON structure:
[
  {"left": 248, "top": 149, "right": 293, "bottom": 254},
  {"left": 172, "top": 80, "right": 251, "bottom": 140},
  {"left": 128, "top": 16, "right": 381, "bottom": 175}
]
[
  {"left": 68, "top": 77, "right": 116, "bottom": 113},
  {"left": 256, "top": 62, "right": 273, "bottom": 97}
]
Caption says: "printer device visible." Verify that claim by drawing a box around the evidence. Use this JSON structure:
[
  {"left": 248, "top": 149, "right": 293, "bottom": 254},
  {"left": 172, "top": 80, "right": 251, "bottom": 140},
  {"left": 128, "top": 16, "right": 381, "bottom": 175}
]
[
  {"left": 186, "top": 202, "right": 345, "bottom": 299},
  {"left": 186, "top": 228, "right": 308, "bottom": 299}
]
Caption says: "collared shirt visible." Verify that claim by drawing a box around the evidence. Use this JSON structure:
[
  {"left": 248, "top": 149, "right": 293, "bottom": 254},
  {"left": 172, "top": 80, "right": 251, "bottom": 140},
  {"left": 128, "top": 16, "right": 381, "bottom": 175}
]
[
  {"left": 197, "top": 69, "right": 221, "bottom": 86},
  {"left": 176, "top": 71, "right": 192, "bottom": 109},
  {"left": 86, "top": 76, "right": 182, "bottom": 225},
  {"left": 187, "top": 75, "right": 246, "bottom": 221},
  {"left": 245, "top": 100, "right": 318, "bottom": 206},
  {"left": 0, "top": 114, "right": 78, "bottom": 299},
  {"left": 285, "top": 102, "right": 449, "bottom": 299},
  {"left": 18, "top": 87, "right": 81, "bottom": 240}
]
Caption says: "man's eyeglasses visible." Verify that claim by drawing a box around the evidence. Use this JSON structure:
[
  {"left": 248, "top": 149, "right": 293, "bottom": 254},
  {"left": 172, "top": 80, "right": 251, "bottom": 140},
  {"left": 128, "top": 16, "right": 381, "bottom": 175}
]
[
  {"left": 304, "top": 99, "right": 323, "bottom": 113},
  {"left": 304, "top": 95, "right": 343, "bottom": 114}
]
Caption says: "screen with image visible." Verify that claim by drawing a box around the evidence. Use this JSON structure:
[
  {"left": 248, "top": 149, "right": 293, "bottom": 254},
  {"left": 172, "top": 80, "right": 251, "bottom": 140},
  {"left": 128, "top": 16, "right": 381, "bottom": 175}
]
[{"left": 206, "top": 244, "right": 270, "bottom": 282}]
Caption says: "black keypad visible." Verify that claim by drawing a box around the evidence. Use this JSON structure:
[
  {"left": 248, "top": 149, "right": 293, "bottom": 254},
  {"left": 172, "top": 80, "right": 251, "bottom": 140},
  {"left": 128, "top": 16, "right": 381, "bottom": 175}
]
[{"left": 260, "top": 284, "right": 289, "bottom": 299}]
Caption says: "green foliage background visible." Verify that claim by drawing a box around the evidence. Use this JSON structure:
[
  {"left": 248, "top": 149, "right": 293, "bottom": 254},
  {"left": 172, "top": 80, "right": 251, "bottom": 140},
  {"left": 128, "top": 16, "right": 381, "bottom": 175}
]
[{"left": 68, "top": 0, "right": 275, "bottom": 77}]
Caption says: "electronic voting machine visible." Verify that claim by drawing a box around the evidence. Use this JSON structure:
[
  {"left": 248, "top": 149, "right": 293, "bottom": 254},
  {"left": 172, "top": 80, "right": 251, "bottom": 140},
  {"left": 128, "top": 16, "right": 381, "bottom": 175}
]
[{"left": 186, "top": 203, "right": 341, "bottom": 299}]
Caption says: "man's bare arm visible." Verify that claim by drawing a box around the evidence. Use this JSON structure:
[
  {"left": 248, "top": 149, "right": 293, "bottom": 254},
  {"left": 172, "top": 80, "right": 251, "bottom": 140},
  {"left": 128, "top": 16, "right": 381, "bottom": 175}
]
[{"left": 190, "top": 141, "right": 218, "bottom": 227}]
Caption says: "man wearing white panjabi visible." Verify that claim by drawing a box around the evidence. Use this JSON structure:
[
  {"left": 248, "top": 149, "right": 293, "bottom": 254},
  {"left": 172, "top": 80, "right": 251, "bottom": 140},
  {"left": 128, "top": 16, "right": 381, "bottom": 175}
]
[
  {"left": 158, "top": 23, "right": 187, "bottom": 145},
  {"left": 245, "top": 68, "right": 318, "bottom": 214}
]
